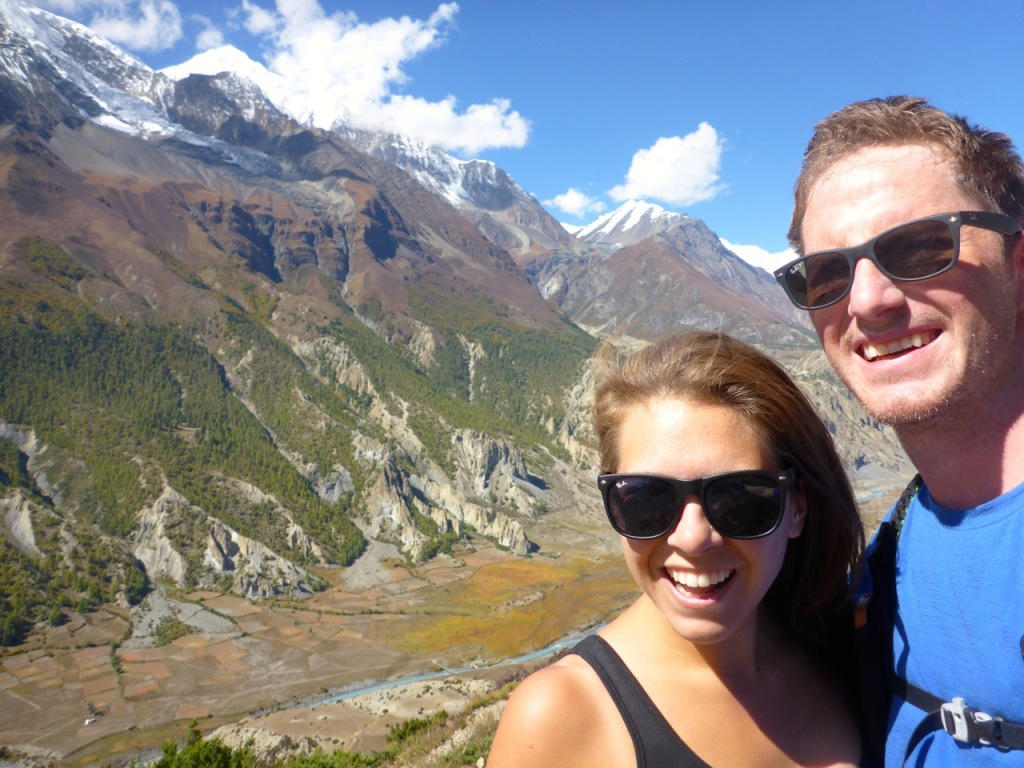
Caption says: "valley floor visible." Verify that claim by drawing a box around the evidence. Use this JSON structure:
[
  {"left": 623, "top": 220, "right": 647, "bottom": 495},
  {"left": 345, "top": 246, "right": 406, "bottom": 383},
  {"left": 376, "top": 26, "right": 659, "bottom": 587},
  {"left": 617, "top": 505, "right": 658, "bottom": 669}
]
[{"left": 0, "top": 507, "right": 635, "bottom": 767}]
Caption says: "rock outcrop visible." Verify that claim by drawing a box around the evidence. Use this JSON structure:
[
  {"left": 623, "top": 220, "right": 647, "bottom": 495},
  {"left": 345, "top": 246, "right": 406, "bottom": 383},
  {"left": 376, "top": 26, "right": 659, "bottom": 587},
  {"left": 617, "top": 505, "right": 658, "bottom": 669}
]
[
  {"left": 1, "top": 490, "right": 43, "bottom": 559},
  {"left": 291, "top": 336, "right": 377, "bottom": 398},
  {"left": 205, "top": 521, "right": 320, "bottom": 599},
  {"left": 132, "top": 486, "right": 192, "bottom": 586},
  {"left": 132, "top": 483, "right": 322, "bottom": 598}
]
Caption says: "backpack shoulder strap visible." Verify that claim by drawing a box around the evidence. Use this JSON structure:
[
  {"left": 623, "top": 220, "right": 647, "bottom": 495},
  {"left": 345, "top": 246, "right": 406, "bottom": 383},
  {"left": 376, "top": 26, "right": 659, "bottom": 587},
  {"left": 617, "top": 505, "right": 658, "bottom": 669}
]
[
  {"left": 855, "top": 474, "right": 922, "bottom": 764},
  {"left": 889, "top": 473, "right": 921, "bottom": 532}
]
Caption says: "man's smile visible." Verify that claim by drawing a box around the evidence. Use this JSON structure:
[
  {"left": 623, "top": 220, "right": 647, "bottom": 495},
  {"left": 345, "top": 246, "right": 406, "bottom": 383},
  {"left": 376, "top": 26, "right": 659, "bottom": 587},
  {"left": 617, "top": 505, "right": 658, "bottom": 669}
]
[{"left": 859, "top": 330, "right": 938, "bottom": 362}]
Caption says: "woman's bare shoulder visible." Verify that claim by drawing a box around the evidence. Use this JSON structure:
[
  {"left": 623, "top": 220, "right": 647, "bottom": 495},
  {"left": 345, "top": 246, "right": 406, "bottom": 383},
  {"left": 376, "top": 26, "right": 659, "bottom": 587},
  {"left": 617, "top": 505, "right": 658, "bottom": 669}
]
[{"left": 486, "top": 653, "right": 629, "bottom": 768}]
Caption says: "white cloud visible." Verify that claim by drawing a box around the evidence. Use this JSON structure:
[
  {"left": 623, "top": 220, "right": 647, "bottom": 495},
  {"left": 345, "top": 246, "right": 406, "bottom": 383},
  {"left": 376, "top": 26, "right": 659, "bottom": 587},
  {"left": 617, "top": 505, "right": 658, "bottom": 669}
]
[
  {"left": 235, "top": 0, "right": 529, "bottom": 156},
  {"left": 609, "top": 123, "right": 726, "bottom": 207},
  {"left": 193, "top": 14, "right": 224, "bottom": 51},
  {"left": 75, "top": 0, "right": 184, "bottom": 52},
  {"left": 720, "top": 238, "right": 795, "bottom": 273},
  {"left": 240, "top": 0, "right": 280, "bottom": 36},
  {"left": 544, "top": 188, "right": 606, "bottom": 218},
  {"left": 359, "top": 95, "right": 529, "bottom": 157}
]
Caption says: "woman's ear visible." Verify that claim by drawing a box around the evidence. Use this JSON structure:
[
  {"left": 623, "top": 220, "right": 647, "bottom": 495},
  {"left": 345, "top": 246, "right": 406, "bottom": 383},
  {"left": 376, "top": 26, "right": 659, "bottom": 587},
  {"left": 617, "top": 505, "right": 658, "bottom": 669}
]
[{"left": 787, "top": 478, "right": 808, "bottom": 539}]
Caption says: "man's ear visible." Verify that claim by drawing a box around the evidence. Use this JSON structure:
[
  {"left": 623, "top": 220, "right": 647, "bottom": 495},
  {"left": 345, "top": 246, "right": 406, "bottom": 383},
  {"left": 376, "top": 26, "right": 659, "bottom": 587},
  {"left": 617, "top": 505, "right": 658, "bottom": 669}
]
[
  {"left": 1013, "top": 231, "right": 1024, "bottom": 312},
  {"left": 787, "top": 479, "right": 808, "bottom": 540}
]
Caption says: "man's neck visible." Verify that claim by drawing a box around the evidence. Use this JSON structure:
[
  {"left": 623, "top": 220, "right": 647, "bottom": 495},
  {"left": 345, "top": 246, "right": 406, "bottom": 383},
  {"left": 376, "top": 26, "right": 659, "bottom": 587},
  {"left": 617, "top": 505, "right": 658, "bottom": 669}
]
[{"left": 896, "top": 398, "right": 1024, "bottom": 510}]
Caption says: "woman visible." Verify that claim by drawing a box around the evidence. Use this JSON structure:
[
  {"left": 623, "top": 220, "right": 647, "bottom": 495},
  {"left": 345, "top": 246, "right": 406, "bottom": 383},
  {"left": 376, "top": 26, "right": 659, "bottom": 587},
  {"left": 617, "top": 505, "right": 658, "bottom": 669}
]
[{"left": 488, "top": 332, "right": 864, "bottom": 767}]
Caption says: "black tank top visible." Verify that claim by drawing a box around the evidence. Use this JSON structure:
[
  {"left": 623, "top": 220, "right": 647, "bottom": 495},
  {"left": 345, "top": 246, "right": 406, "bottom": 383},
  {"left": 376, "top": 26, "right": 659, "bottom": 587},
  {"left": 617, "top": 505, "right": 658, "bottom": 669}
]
[{"left": 573, "top": 634, "right": 710, "bottom": 768}]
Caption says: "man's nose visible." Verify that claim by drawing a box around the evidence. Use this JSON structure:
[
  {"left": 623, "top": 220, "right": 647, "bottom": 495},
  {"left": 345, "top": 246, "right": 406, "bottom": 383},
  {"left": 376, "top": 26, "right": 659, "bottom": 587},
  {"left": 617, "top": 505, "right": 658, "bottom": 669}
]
[{"left": 846, "top": 257, "right": 906, "bottom": 318}]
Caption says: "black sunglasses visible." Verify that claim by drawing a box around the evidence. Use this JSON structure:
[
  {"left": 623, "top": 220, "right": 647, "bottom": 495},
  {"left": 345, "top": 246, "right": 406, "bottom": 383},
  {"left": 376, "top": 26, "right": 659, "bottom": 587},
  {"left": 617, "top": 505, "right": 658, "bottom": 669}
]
[
  {"left": 774, "top": 210, "right": 1022, "bottom": 310},
  {"left": 597, "top": 469, "right": 795, "bottom": 540}
]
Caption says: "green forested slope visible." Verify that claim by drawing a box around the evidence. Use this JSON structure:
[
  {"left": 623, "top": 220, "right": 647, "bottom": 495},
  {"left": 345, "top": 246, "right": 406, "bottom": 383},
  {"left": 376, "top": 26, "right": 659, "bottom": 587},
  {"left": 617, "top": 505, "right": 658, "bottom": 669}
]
[{"left": 0, "top": 237, "right": 596, "bottom": 646}]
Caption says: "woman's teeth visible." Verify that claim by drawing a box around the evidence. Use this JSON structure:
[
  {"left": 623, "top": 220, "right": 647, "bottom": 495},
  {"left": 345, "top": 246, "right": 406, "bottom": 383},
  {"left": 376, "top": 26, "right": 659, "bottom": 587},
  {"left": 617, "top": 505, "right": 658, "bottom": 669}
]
[{"left": 670, "top": 569, "right": 734, "bottom": 589}]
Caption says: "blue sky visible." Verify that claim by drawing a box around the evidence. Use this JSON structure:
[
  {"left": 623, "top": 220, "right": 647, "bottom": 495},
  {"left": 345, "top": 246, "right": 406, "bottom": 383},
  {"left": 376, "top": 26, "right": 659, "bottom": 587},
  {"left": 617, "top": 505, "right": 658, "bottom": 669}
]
[{"left": 33, "top": 0, "right": 1024, "bottom": 255}]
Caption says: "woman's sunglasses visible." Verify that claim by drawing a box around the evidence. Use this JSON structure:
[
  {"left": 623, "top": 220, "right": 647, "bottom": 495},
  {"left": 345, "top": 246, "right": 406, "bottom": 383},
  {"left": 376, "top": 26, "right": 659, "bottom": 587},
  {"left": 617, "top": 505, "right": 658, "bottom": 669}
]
[
  {"left": 597, "top": 469, "right": 795, "bottom": 540},
  {"left": 774, "top": 210, "right": 1022, "bottom": 310}
]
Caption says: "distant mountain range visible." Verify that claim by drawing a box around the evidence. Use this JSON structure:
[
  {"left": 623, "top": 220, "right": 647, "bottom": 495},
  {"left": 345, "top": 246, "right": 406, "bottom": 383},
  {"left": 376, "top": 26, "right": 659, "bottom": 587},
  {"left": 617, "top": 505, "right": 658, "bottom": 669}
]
[{"left": 0, "top": 0, "right": 908, "bottom": 650}]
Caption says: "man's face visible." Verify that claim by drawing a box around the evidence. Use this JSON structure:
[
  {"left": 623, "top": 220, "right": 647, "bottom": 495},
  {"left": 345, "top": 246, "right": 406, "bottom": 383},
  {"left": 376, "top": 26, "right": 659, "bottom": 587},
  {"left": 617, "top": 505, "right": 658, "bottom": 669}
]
[{"left": 800, "top": 143, "right": 1023, "bottom": 428}]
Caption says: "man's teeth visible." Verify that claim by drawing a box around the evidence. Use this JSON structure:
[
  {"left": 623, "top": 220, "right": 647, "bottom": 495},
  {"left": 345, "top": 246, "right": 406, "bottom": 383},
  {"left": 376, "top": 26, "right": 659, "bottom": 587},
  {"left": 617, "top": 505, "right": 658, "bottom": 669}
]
[
  {"left": 670, "top": 569, "right": 733, "bottom": 589},
  {"left": 863, "top": 332, "right": 931, "bottom": 362}
]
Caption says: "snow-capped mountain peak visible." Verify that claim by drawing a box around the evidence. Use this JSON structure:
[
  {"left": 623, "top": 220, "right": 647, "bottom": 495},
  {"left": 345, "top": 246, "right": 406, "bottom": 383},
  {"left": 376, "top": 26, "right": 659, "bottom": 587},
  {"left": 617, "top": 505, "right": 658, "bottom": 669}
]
[
  {"left": 575, "top": 200, "right": 686, "bottom": 245},
  {"left": 162, "top": 45, "right": 325, "bottom": 129},
  {"left": 0, "top": 0, "right": 185, "bottom": 138},
  {"left": 2, "top": 0, "right": 147, "bottom": 76},
  {"left": 160, "top": 45, "right": 292, "bottom": 122},
  {"left": 161, "top": 45, "right": 268, "bottom": 83}
]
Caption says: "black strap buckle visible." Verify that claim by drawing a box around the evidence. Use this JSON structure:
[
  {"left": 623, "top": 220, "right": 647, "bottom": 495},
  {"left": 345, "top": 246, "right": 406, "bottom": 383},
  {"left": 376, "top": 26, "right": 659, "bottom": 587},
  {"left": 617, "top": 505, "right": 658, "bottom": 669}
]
[{"left": 940, "top": 697, "right": 1010, "bottom": 751}]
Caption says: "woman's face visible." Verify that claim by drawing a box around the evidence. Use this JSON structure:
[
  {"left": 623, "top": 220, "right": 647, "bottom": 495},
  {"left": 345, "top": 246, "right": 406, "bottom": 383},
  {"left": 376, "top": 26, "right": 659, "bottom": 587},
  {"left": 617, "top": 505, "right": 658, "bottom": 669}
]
[{"left": 615, "top": 396, "right": 806, "bottom": 646}]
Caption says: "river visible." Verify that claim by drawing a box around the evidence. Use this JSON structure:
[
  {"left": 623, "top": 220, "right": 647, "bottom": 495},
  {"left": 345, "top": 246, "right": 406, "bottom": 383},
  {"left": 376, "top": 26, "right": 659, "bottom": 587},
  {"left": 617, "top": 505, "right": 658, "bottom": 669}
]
[{"left": 310, "top": 626, "right": 599, "bottom": 707}]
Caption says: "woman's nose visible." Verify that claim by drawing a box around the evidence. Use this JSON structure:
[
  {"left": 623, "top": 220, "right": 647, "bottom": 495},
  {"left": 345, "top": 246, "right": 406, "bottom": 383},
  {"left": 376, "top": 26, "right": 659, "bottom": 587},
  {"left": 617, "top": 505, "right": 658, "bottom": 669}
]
[{"left": 665, "top": 498, "right": 723, "bottom": 553}]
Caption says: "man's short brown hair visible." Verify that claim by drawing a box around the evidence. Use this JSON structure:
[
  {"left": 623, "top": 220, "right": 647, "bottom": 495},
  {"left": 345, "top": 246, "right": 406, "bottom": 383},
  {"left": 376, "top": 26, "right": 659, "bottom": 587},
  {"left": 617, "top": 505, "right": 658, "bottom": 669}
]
[{"left": 789, "top": 95, "right": 1024, "bottom": 254}]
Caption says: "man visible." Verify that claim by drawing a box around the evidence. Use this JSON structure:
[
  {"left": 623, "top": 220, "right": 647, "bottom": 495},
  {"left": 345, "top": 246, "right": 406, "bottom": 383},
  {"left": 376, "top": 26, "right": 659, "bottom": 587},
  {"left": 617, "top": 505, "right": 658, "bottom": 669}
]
[{"left": 775, "top": 96, "right": 1024, "bottom": 766}]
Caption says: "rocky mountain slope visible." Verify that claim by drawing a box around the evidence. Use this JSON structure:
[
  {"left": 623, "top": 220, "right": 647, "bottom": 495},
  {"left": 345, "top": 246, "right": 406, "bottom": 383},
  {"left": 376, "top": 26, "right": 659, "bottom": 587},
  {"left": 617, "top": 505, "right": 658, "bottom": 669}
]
[
  {"left": 527, "top": 200, "right": 810, "bottom": 345},
  {"left": 0, "top": 0, "right": 908, "bottom": 648}
]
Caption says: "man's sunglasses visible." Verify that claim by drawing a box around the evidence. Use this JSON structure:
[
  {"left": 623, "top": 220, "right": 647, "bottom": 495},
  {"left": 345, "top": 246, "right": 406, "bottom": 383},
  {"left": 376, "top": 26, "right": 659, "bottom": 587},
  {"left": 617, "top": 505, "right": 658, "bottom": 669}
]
[
  {"left": 774, "top": 210, "right": 1022, "bottom": 310},
  {"left": 597, "top": 469, "right": 795, "bottom": 540}
]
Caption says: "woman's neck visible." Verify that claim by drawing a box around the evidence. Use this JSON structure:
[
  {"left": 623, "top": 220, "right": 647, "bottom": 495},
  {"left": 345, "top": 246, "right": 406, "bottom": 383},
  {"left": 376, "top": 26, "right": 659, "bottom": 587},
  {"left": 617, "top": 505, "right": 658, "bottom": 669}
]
[{"left": 607, "top": 595, "right": 789, "bottom": 686}]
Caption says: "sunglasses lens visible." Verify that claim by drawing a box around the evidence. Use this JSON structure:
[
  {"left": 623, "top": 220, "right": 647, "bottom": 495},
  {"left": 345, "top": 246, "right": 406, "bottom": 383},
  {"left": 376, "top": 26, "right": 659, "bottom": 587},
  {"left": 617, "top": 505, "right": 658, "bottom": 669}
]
[
  {"left": 875, "top": 219, "right": 955, "bottom": 279},
  {"left": 605, "top": 476, "right": 678, "bottom": 538},
  {"left": 703, "top": 474, "right": 784, "bottom": 538},
  {"left": 786, "top": 253, "right": 851, "bottom": 309}
]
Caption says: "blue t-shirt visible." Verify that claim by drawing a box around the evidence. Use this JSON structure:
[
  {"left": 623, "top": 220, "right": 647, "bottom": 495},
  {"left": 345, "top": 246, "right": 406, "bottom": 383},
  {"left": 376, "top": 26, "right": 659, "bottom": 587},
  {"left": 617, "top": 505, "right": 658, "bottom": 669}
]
[{"left": 886, "top": 480, "right": 1024, "bottom": 766}]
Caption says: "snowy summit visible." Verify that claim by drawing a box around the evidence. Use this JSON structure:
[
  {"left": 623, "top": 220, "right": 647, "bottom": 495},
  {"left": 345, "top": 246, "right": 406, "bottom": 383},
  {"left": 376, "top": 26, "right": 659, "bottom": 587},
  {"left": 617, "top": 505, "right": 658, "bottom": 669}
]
[{"left": 575, "top": 200, "right": 684, "bottom": 243}]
